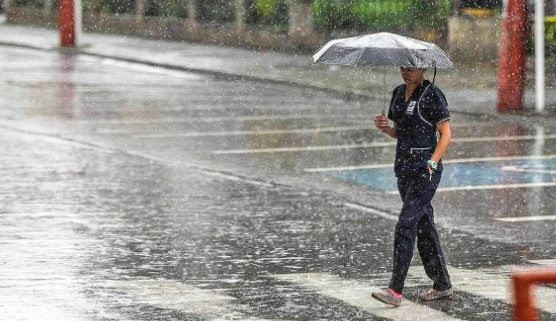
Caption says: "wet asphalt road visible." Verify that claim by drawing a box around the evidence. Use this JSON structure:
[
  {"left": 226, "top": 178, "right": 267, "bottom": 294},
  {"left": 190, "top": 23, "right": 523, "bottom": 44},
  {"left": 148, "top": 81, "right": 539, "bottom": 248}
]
[{"left": 1, "top": 46, "right": 556, "bottom": 320}]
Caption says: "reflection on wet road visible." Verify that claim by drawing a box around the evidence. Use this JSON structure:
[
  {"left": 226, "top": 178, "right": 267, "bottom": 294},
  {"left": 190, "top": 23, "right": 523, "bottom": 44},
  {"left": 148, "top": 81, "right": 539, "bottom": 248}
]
[{"left": 1, "top": 47, "right": 556, "bottom": 320}]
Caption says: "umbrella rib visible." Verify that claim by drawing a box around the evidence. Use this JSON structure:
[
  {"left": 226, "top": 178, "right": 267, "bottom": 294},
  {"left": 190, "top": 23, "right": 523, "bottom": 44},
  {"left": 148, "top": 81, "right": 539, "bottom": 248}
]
[{"left": 354, "top": 47, "right": 366, "bottom": 66}]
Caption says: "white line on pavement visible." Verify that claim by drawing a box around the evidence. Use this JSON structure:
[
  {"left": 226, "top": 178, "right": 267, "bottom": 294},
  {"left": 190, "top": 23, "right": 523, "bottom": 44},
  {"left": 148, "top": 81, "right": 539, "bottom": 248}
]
[
  {"left": 106, "top": 279, "right": 271, "bottom": 321},
  {"left": 433, "top": 182, "right": 556, "bottom": 193},
  {"left": 93, "top": 120, "right": 487, "bottom": 134},
  {"left": 198, "top": 169, "right": 274, "bottom": 188},
  {"left": 116, "top": 105, "right": 366, "bottom": 112},
  {"left": 447, "top": 122, "right": 499, "bottom": 128},
  {"left": 344, "top": 202, "right": 398, "bottom": 221},
  {"left": 384, "top": 182, "right": 556, "bottom": 194},
  {"left": 306, "top": 162, "right": 392, "bottom": 172},
  {"left": 212, "top": 134, "right": 556, "bottom": 155},
  {"left": 502, "top": 165, "right": 556, "bottom": 174},
  {"left": 132, "top": 125, "right": 377, "bottom": 138},
  {"left": 494, "top": 215, "right": 556, "bottom": 222},
  {"left": 1, "top": 126, "right": 116, "bottom": 154},
  {"left": 304, "top": 154, "right": 556, "bottom": 173},
  {"left": 272, "top": 273, "right": 465, "bottom": 321},
  {"left": 88, "top": 113, "right": 369, "bottom": 126},
  {"left": 529, "top": 259, "right": 556, "bottom": 266},
  {"left": 453, "top": 133, "right": 556, "bottom": 142},
  {"left": 212, "top": 141, "right": 395, "bottom": 154}
]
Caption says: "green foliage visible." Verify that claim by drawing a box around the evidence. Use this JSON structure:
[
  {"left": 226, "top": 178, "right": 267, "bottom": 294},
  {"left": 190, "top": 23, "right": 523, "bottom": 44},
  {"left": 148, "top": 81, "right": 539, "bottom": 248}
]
[
  {"left": 12, "top": 0, "right": 450, "bottom": 33},
  {"left": 145, "top": 0, "right": 188, "bottom": 18},
  {"left": 543, "top": 16, "right": 556, "bottom": 56},
  {"left": 313, "top": 0, "right": 450, "bottom": 33},
  {"left": 99, "top": 0, "right": 135, "bottom": 14},
  {"left": 197, "top": 0, "right": 235, "bottom": 24},
  {"left": 255, "top": 0, "right": 279, "bottom": 16},
  {"left": 13, "top": 0, "right": 46, "bottom": 8},
  {"left": 81, "top": 0, "right": 95, "bottom": 12},
  {"left": 159, "top": 0, "right": 187, "bottom": 18},
  {"left": 246, "top": 0, "right": 289, "bottom": 32}
]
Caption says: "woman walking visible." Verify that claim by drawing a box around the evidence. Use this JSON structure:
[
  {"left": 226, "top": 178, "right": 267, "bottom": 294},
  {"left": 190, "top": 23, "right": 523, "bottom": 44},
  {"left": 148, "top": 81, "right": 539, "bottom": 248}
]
[{"left": 371, "top": 66, "right": 453, "bottom": 307}]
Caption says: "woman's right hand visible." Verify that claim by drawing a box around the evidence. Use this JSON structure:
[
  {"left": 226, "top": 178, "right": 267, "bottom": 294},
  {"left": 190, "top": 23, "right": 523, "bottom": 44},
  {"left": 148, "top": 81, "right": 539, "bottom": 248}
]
[{"left": 374, "top": 115, "right": 389, "bottom": 132}]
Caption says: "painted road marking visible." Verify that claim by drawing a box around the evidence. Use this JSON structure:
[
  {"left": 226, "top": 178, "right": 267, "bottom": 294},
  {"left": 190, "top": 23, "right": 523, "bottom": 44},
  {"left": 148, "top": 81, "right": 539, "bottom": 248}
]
[
  {"left": 447, "top": 122, "right": 499, "bottom": 128},
  {"left": 0, "top": 125, "right": 116, "bottom": 154},
  {"left": 212, "top": 134, "right": 556, "bottom": 154},
  {"left": 429, "top": 182, "right": 556, "bottom": 194},
  {"left": 502, "top": 165, "right": 556, "bottom": 174},
  {"left": 451, "top": 133, "right": 556, "bottom": 143},
  {"left": 212, "top": 141, "right": 395, "bottom": 154},
  {"left": 197, "top": 169, "right": 274, "bottom": 188},
  {"left": 344, "top": 202, "right": 398, "bottom": 221},
  {"left": 77, "top": 105, "right": 366, "bottom": 116},
  {"left": 94, "top": 119, "right": 490, "bottom": 133},
  {"left": 323, "top": 158, "right": 556, "bottom": 193},
  {"left": 304, "top": 154, "right": 556, "bottom": 172},
  {"left": 132, "top": 125, "right": 377, "bottom": 138},
  {"left": 494, "top": 214, "right": 556, "bottom": 222},
  {"left": 89, "top": 113, "right": 369, "bottom": 126},
  {"left": 530, "top": 259, "right": 556, "bottom": 266},
  {"left": 346, "top": 195, "right": 556, "bottom": 225},
  {"left": 272, "top": 273, "right": 465, "bottom": 321},
  {"left": 106, "top": 279, "right": 271, "bottom": 321},
  {"left": 408, "top": 265, "right": 556, "bottom": 314}
]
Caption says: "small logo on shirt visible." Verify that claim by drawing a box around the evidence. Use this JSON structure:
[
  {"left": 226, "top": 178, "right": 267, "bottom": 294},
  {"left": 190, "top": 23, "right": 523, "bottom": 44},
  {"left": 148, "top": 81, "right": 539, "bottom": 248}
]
[{"left": 406, "top": 101, "right": 416, "bottom": 115}]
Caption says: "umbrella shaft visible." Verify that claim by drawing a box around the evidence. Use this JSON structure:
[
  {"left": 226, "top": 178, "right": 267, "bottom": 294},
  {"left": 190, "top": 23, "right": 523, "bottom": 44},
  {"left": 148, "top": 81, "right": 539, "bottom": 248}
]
[{"left": 382, "top": 67, "right": 386, "bottom": 115}]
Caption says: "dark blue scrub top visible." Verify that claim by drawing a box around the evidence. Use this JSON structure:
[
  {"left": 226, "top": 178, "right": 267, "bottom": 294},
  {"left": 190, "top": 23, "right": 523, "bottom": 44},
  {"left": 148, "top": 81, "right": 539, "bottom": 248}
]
[{"left": 387, "top": 80, "right": 451, "bottom": 177}]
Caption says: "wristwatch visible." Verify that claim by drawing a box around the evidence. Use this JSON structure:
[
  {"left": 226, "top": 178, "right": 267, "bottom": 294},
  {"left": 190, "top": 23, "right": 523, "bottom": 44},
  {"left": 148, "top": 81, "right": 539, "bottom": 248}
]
[{"left": 426, "top": 159, "right": 438, "bottom": 171}]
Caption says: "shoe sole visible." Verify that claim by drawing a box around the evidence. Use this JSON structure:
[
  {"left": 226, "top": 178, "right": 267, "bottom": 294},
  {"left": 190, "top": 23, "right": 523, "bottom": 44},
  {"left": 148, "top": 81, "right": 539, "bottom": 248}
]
[
  {"left": 371, "top": 293, "right": 401, "bottom": 307},
  {"left": 419, "top": 293, "right": 453, "bottom": 301}
]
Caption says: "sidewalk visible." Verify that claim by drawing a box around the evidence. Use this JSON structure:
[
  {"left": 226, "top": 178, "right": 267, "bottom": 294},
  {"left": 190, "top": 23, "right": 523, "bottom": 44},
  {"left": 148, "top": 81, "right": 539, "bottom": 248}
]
[{"left": 0, "top": 24, "right": 554, "bottom": 118}]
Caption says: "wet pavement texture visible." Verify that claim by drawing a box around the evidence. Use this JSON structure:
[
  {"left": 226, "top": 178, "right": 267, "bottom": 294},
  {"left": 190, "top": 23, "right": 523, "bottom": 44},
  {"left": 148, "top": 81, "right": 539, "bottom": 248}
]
[
  {"left": 1, "top": 46, "right": 556, "bottom": 320},
  {"left": 3, "top": 24, "right": 556, "bottom": 118}
]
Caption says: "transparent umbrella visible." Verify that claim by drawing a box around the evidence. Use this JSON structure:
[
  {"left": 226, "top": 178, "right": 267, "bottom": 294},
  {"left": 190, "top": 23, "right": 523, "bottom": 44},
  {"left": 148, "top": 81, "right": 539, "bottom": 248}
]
[{"left": 313, "top": 32, "right": 455, "bottom": 114}]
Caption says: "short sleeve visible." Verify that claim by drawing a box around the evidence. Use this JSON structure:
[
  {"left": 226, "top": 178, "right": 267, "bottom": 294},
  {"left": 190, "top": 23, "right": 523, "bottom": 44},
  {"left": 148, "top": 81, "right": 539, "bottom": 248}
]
[
  {"left": 387, "top": 86, "right": 402, "bottom": 121},
  {"left": 428, "top": 87, "right": 450, "bottom": 125}
]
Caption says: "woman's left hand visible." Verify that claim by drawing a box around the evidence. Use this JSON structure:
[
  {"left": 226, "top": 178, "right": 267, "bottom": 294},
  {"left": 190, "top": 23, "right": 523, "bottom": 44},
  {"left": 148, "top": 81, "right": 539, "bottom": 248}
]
[{"left": 426, "top": 163, "right": 433, "bottom": 175}]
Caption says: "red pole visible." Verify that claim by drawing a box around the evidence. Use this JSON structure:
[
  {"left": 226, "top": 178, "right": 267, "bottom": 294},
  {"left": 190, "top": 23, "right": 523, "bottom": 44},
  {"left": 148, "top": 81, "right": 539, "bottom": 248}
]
[
  {"left": 512, "top": 270, "right": 556, "bottom": 321},
  {"left": 497, "top": 0, "right": 528, "bottom": 112},
  {"left": 512, "top": 273, "right": 535, "bottom": 321},
  {"left": 59, "top": 0, "right": 76, "bottom": 47}
]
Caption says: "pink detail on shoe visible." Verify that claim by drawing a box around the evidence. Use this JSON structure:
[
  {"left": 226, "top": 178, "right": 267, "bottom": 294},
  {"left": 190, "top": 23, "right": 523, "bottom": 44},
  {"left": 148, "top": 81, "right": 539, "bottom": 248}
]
[{"left": 388, "top": 288, "right": 402, "bottom": 298}]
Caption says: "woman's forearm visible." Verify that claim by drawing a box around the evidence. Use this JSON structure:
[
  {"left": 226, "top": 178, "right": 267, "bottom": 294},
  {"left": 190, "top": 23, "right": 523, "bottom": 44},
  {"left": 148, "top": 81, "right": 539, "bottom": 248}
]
[
  {"left": 431, "top": 135, "right": 450, "bottom": 162},
  {"left": 431, "top": 122, "right": 451, "bottom": 162}
]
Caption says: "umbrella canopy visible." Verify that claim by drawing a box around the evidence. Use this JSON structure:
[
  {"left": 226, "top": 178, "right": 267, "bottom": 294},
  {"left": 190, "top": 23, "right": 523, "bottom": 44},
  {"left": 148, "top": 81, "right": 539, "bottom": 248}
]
[{"left": 313, "top": 32, "right": 454, "bottom": 69}]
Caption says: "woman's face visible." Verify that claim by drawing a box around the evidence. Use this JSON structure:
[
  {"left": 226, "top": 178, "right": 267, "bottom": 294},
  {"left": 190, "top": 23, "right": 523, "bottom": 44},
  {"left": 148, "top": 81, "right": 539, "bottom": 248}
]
[{"left": 400, "top": 67, "right": 425, "bottom": 85}]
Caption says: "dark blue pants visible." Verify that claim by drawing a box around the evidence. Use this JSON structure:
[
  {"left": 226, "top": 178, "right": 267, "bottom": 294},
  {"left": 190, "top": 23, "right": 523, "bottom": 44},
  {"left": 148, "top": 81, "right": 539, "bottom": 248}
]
[{"left": 388, "top": 170, "right": 451, "bottom": 294}]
